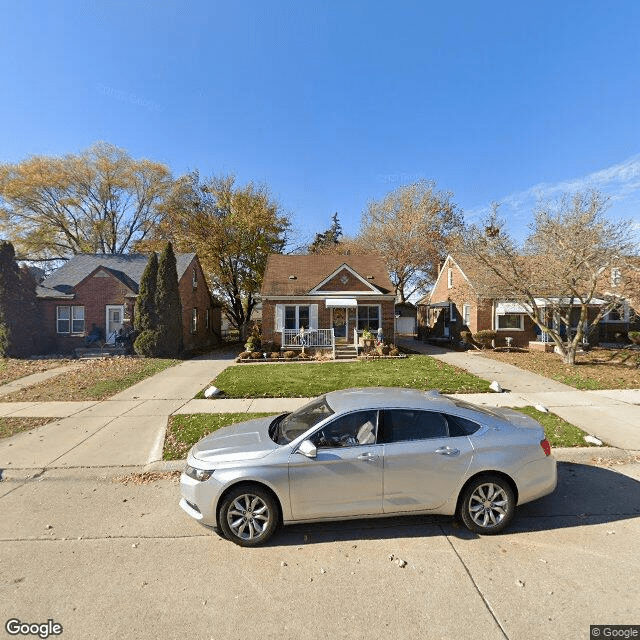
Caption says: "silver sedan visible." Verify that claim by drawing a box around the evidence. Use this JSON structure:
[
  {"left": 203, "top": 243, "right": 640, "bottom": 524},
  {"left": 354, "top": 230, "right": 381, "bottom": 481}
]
[{"left": 180, "top": 387, "right": 556, "bottom": 546}]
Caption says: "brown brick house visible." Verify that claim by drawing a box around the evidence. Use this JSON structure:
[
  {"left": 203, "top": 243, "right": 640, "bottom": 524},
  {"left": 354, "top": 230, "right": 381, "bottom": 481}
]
[
  {"left": 261, "top": 255, "right": 396, "bottom": 355},
  {"left": 36, "top": 253, "right": 221, "bottom": 354},
  {"left": 418, "top": 254, "right": 636, "bottom": 348}
]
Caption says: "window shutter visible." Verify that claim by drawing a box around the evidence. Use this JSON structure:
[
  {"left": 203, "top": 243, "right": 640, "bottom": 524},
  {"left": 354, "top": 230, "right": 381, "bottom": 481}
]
[
  {"left": 309, "top": 304, "right": 318, "bottom": 330},
  {"left": 275, "top": 304, "right": 284, "bottom": 332}
]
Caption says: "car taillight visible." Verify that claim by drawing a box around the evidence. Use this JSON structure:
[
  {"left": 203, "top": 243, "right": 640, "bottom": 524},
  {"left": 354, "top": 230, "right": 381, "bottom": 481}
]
[{"left": 540, "top": 439, "right": 551, "bottom": 456}]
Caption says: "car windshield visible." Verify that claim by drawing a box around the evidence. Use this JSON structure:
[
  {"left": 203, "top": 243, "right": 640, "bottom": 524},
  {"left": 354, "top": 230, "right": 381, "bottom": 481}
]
[{"left": 273, "top": 396, "right": 334, "bottom": 444}]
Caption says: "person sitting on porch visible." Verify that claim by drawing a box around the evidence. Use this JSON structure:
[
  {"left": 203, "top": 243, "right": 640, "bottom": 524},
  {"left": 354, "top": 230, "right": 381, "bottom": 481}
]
[{"left": 84, "top": 324, "right": 101, "bottom": 345}]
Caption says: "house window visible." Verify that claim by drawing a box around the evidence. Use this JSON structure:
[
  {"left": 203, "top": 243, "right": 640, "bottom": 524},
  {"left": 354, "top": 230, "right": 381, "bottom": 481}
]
[
  {"left": 205, "top": 308, "right": 210, "bottom": 330},
  {"left": 611, "top": 268, "right": 621, "bottom": 287},
  {"left": 57, "top": 307, "right": 70, "bottom": 334},
  {"left": 447, "top": 268, "right": 453, "bottom": 288},
  {"left": 192, "top": 268, "right": 198, "bottom": 289},
  {"left": 72, "top": 306, "right": 85, "bottom": 334},
  {"left": 57, "top": 306, "right": 85, "bottom": 334},
  {"left": 605, "top": 305, "right": 627, "bottom": 323},
  {"left": 191, "top": 309, "right": 198, "bottom": 333},
  {"left": 497, "top": 314, "right": 524, "bottom": 330},
  {"left": 357, "top": 305, "right": 380, "bottom": 330},
  {"left": 284, "top": 305, "right": 310, "bottom": 330},
  {"left": 463, "top": 304, "right": 471, "bottom": 326},
  {"left": 285, "top": 306, "right": 297, "bottom": 330}
]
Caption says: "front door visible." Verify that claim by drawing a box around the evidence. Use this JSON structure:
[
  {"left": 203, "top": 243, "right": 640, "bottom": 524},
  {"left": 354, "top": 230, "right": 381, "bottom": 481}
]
[
  {"left": 332, "top": 307, "right": 348, "bottom": 342},
  {"left": 106, "top": 305, "right": 124, "bottom": 339},
  {"left": 442, "top": 308, "right": 450, "bottom": 337}
]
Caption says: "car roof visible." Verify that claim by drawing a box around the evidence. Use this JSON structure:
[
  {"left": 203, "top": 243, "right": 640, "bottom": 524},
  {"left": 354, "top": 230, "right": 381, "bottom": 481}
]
[{"left": 324, "top": 387, "right": 459, "bottom": 413}]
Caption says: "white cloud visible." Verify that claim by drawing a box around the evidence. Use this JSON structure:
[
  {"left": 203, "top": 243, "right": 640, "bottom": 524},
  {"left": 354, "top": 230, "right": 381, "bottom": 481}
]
[{"left": 466, "top": 154, "right": 640, "bottom": 242}]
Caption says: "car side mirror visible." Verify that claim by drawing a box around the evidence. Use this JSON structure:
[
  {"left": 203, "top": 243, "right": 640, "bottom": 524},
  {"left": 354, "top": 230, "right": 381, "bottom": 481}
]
[{"left": 297, "top": 439, "right": 317, "bottom": 459}]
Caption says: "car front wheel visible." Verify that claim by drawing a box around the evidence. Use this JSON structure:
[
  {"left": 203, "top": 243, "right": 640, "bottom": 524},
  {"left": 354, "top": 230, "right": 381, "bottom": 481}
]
[
  {"left": 218, "top": 485, "right": 279, "bottom": 547},
  {"left": 458, "top": 475, "right": 515, "bottom": 534}
]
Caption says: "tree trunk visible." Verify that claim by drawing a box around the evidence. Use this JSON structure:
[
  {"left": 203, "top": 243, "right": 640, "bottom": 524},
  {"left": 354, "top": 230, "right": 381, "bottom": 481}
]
[
  {"left": 239, "top": 321, "right": 251, "bottom": 343},
  {"left": 562, "top": 347, "right": 576, "bottom": 365}
]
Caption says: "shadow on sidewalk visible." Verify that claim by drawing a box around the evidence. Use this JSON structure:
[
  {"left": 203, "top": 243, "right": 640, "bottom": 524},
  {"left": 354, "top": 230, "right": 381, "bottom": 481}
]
[{"left": 258, "top": 461, "right": 640, "bottom": 547}]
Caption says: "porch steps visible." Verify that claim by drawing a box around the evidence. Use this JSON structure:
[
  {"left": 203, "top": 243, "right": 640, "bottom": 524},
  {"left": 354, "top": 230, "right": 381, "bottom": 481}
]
[{"left": 334, "top": 344, "right": 358, "bottom": 360}]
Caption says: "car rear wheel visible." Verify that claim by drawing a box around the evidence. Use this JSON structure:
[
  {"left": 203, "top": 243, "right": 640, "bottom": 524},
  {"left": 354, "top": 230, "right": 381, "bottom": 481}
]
[
  {"left": 219, "top": 485, "right": 279, "bottom": 547},
  {"left": 458, "top": 475, "right": 515, "bottom": 534}
]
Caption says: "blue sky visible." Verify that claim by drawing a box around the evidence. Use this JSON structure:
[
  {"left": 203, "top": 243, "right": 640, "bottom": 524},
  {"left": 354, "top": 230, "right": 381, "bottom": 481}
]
[{"left": 2, "top": 0, "right": 640, "bottom": 246}]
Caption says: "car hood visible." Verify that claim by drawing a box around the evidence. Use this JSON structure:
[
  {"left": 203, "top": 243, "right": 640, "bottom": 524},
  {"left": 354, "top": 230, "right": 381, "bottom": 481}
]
[{"left": 190, "top": 416, "right": 280, "bottom": 464}]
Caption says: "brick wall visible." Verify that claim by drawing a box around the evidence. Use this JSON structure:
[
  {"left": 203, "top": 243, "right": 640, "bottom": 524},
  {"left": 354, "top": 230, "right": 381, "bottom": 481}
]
[
  {"left": 419, "top": 257, "right": 483, "bottom": 339},
  {"left": 37, "top": 257, "right": 221, "bottom": 355},
  {"left": 318, "top": 269, "right": 374, "bottom": 292},
  {"left": 39, "top": 271, "right": 133, "bottom": 353},
  {"left": 177, "top": 258, "right": 222, "bottom": 352}
]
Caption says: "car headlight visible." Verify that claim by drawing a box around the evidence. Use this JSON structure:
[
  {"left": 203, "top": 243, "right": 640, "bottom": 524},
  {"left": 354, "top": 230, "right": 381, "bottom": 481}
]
[{"left": 184, "top": 465, "right": 214, "bottom": 482}]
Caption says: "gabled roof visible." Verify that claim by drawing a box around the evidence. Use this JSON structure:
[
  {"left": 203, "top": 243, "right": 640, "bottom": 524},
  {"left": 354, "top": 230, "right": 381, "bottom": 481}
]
[
  {"left": 261, "top": 254, "right": 394, "bottom": 296},
  {"left": 37, "top": 253, "right": 197, "bottom": 299}
]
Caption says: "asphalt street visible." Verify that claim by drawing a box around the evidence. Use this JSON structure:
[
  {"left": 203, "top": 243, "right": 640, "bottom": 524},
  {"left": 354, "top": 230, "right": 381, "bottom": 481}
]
[{"left": 1, "top": 454, "right": 639, "bottom": 640}]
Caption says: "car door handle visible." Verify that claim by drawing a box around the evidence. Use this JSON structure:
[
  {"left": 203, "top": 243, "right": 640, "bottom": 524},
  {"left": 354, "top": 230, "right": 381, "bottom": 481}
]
[
  {"left": 357, "top": 452, "right": 379, "bottom": 462},
  {"left": 435, "top": 447, "right": 460, "bottom": 456}
]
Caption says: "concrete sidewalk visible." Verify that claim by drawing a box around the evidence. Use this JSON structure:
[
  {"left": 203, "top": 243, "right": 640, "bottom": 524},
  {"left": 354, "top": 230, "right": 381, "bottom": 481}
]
[
  {"left": 0, "top": 349, "right": 239, "bottom": 469},
  {"left": 397, "top": 337, "right": 640, "bottom": 449}
]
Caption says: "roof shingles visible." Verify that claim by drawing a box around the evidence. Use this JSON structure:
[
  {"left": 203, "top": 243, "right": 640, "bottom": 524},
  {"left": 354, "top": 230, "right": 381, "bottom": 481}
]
[
  {"left": 261, "top": 255, "right": 394, "bottom": 296},
  {"left": 37, "top": 253, "right": 196, "bottom": 298}
]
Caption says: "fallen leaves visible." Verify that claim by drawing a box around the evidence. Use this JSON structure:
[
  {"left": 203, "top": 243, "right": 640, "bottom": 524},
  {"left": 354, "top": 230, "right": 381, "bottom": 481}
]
[{"left": 114, "top": 471, "right": 181, "bottom": 485}]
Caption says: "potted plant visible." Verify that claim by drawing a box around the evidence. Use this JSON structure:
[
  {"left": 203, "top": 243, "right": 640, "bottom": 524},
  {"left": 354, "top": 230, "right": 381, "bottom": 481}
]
[{"left": 361, "top": 328, "right": 375, "bottom": 349}]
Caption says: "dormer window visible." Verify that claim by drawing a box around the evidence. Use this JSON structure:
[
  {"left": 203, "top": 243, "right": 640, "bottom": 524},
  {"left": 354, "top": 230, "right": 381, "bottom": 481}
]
[
  {"left": 447, "top": 268, "right": 453, "bottom": 288},
  {"left": 192, "top": 268, "right": 198, "bottom": 289}
]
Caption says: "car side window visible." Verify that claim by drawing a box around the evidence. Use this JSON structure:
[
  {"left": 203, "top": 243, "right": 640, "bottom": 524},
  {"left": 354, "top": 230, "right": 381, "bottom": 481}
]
[
  {"left": 311, "top": 410, "right": 378, "bottom": 449},
  {"left": 381, "top": 409, "right": 448, "bottom": 443},
  {"left": 445, "top": 414, "right": 481, "bottom": 436}
]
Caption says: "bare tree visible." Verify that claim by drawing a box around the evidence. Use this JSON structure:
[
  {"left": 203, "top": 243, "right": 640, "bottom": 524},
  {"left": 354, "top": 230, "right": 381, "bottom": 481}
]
[
  {"left": 462, "top": 191, "right": 638, "bottom": 364},
  {"left": 357, "top": 180, "right": 462, "bottom": 302},
  {"left": 0, "top": 142, "right": 173, "bottom": 262}
]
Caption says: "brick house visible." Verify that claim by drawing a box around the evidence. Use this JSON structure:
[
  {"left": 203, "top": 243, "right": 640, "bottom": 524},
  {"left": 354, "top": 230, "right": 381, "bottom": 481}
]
[
  {"left": 36, "top": 253, "right": 222, "bottom": 354},
  {"left": 418, "top": 254, "right": 637, "bottom": 349},
  {"left": 261, "top": 255, "right": 396, "bottom": 356}
]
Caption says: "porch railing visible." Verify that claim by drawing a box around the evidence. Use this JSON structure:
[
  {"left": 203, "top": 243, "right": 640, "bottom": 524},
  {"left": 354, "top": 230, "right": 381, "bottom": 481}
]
[{"left": 281, "top": 328, "right": 335, "bottom": 357}]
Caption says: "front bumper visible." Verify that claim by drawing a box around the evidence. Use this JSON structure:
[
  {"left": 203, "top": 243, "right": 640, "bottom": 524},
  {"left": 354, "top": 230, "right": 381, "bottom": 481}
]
[{"left": 179, "top": 471, "right": 224, "bottom": 527}]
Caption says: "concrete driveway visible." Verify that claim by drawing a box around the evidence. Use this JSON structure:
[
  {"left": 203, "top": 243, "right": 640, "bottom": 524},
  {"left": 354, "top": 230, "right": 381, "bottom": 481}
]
[{"left": 1, "top": 452, "right": 639, "bottom": 640}]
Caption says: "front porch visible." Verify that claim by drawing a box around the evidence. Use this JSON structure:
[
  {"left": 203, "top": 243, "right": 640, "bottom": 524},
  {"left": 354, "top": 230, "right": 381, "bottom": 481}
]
[{"left": 280, "top": 327, "right": 378, "bottom": 359}]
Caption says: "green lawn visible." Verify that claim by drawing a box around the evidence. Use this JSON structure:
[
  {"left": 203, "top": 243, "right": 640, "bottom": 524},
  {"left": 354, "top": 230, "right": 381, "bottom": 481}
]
[
  {"left": 163, "top": 406, "right": 592, "bottom": 460},
  {"left": 202, "top": 355, "right": 491, "bottom": 398}
]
